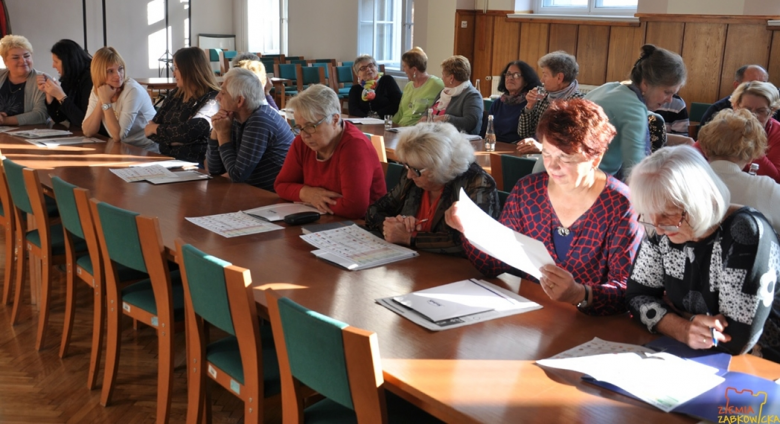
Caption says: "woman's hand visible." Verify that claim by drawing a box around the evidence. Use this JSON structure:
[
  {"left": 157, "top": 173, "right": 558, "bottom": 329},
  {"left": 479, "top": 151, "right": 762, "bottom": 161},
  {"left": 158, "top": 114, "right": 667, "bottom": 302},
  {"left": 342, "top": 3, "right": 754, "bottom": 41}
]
[
  {"left": 383, "top": 216, "right": 417, "bottom": 245},
  {"left": 97, "top": 84, "right": 117, "bottom": 105},
  {"left": 144, "top": 122, "right": 159, "bottom": 137},
  {"left": 539, "top": 264, "right": 582, "bottom": 304},
  {"left": 525, "top": 87, "right": 546, "bottom": 110},
  {"left": 685, "top": 314, "right": 731, "bottom": 350},
  {"left": 444, "top": 202, "right": 465, "bottom": 233},
  {"left": 299, "top": 186, "right": 342, "bottom": 214},
  {"left": 516, "top": 138, "right": 542, "bottom": 155}
]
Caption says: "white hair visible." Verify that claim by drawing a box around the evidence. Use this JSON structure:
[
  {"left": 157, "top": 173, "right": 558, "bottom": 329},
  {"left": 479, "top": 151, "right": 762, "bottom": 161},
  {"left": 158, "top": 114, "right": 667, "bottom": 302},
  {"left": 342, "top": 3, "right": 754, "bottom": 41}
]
[
  {"left": 287, "top": 84, "right": 341, "bottom": 124},
  {"left": 223, "top": 67, "right": 263, "bottom": 111},
  {"left": 396, "top": 122, "right": 475, "bottom": 184},
  {"left": 628, "top": 145, "right": 730, "bottom": 239}
]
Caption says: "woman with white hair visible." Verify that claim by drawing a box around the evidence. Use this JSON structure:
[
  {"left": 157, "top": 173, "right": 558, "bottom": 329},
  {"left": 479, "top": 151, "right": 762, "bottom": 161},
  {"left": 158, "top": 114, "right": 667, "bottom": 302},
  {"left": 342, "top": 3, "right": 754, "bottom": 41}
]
[
  {"left": 365, "top": 122, "right": 499, "bottom": 255},
  {"left": 348, "top": 54, "right": 401, "bottom": 118},
  {"left": 207, "top": 67, "right": 293, "bottom": 191},
  {"left": 274, "top": 84, "right": 386, "bottom": 219},
  {"left": 626, "top": 145, "right": 780, "bottom": 362}
]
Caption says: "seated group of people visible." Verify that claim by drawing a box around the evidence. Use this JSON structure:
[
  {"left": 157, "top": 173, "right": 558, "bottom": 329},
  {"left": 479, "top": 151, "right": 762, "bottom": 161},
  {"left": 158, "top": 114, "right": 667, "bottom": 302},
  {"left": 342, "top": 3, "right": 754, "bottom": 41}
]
[{"left": 3, "top": 33, "right": 778, "bottom": 365}]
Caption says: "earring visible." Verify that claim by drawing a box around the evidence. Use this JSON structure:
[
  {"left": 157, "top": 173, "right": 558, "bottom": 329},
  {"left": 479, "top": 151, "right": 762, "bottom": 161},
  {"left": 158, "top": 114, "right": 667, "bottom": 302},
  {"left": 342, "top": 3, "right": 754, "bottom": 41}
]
[{"left": 413, "top": 72, "right": 417, "bottom": 79}]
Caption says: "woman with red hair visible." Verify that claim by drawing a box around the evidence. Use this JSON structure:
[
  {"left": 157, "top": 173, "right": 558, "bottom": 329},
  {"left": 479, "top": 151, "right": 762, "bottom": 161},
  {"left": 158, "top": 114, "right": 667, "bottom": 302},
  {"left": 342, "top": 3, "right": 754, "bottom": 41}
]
[{"left": 446, "top": 99, "right": 643, "bottom": 315}]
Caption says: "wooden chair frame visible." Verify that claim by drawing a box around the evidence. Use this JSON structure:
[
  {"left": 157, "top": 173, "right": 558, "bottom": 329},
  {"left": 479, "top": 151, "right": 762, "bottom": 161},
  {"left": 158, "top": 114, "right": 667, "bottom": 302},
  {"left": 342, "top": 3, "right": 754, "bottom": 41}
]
[
  {"left": 0, "top": 162, "right": 15, "bottom": 306},
  {"left": 295, "top": 65, "right": 326, "bottom": 94}
]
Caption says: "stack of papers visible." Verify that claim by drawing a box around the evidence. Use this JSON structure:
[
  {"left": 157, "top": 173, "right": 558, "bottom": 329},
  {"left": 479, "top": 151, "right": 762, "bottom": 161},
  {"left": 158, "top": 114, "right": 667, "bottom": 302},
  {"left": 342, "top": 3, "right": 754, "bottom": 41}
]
[
  {"left": 301, "top": 224, "right": 418, "bottom": 270},
  {"left": 244, "top": 203, "right": 320, "bottom": 222},
  {"left": 130, "top": 160, "right": 199, "bottom": 169},
  {"left": 25, "top": 136, "right": 104, "bottom": 148},
  {"left": 344, "top": 117, "right": 385, "bottom": 125},
  {"left": 377, "top": 278, "right": 542, "bottom": 330},
  {"left": 110, "top": 165, "right": 177, "bottom": 182},
  {"left": 186, "top": 212, "right": 283, "bottom": 238},
  {"left": 10, "top": 129, "right": 72, "bottom": 138}
]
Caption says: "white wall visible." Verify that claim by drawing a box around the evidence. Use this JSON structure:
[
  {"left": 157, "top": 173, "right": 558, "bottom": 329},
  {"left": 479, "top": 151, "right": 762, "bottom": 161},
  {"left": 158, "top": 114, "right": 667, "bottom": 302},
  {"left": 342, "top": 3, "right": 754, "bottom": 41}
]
[
  {"left": 6, "top": 0, "right": 233, "bottom": 78},
  {"left": 414, "top": 0, "right": 456, "bottom": 78},
  {"left": 288, "top": 0, "right": 358, "bottom": 62}
]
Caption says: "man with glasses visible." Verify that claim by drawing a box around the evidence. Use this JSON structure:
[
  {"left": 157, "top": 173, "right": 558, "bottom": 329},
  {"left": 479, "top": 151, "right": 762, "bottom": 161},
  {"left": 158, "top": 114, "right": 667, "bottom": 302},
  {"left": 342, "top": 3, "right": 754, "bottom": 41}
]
[{"left": 206, "top": 67, "right": 293, "bottom": 191}]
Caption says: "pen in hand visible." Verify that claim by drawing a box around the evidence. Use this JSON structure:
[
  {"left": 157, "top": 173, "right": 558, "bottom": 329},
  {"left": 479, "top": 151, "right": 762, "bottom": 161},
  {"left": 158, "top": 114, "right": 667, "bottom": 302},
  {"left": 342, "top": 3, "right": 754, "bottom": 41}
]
[{"left": 706, "top": 312, "right": 718, "bottom": 347}]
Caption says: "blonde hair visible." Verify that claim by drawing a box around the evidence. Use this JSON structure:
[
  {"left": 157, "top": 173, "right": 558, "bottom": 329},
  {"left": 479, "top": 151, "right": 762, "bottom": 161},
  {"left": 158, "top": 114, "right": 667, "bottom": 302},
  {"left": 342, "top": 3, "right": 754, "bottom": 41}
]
[
  {"left": 235, "top": 59, "right": 268, "bottom": 88},
  {"left": 402, "top": 47, "right": 428, "bottom": 72},
  {"left": 0, "top": 35, "right": 33, "bottom": 58},
  {"left": 91, "top": 47, "right": 128, "bottom": 92},
  {"left": 730, "top": 81, "right": 780, "bottom": 111},
  {"left": 698, "top": 108, "right": 767, "bottom": 162},
  {"left": 441, "top": 55, "right": 471, "bottom": 83},
  {"left": 172, "top": 47, "right": 219, "bottom": 102}
]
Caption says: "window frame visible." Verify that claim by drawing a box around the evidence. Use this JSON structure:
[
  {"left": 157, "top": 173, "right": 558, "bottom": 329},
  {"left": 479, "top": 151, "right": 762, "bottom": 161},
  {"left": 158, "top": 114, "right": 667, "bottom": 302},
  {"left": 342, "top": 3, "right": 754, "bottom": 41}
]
[
  {"left": 357, "top": 0, "right": 413, "bottom": 70},
  {"left": 533, "top": 0, "right": 637, "bottom": 16}
]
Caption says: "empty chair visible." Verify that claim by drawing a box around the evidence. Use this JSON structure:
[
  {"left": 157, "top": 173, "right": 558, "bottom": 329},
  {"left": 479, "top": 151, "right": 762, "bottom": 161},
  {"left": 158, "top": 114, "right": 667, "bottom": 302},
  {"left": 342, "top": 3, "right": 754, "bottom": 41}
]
[
  {"left": 330, "top": 65, "right": 355, "bottom": 100},
  {"left": 3, "top": 158, "right": 73, "bottom": 350},
  {"left": 175, "top": 240, "right": 280, "bottom": 424},
  {"left": 294, "top": 65, "right": 326, "bottom": 95},
  {"left": 91, "top": 199, "right": 184, "bottom": 424},
  {"left": 266, "top": 289, "right": 442, "bottom": 423},
  {"left": 274, "top": 63, "right": 298, "bottom": 97},
  {"left": 310, "top": 62, "right": 331, "bottom": 86},
  {"left": 288, "top": 59, "right": 308, "bottom": 67}
]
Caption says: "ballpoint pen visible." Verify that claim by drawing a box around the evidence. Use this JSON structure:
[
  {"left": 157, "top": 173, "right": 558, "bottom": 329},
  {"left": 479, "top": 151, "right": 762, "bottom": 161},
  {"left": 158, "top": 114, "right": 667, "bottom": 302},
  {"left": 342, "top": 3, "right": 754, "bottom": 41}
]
[{"left": 706, "top": 312, "right": 718, "bottom": 347}]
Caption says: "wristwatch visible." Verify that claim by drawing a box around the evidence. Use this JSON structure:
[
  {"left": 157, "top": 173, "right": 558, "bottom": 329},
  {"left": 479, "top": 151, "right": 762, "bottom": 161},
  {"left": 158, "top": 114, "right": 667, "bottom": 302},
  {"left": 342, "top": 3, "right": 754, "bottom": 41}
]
[
  {"left": 102, "top": 103, "right": 113, "bottom": 111},
  {"left": 576, "top": 286, "right": 589, "bottom": 308}
]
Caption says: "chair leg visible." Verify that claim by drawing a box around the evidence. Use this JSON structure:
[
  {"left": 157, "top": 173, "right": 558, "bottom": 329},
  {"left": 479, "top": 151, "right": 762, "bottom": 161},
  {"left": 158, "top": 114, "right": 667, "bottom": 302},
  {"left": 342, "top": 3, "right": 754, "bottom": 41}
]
[
  {"left": 157, "top": 326, "right": 174, "bottom": 424},
  {"left": 59, "top": 266, "right": 77, "bottom": 357},
  {"left": 10, "top": 237, "right": 26, "bottom": 325},
  {"left": 87, "top": 282, "right": 105, "bottom": 390},
  {"left": 35, "top": 256, "right": 52, "bottom": 351},
  {"left": 185, "top": 345, "right": 205, "bottom": 424},
  {"left": 100, "top": 299, "right": 122, "bottom": 406},
  {"left": 2, "top": 224, "right": 14, "bottom": 304}
]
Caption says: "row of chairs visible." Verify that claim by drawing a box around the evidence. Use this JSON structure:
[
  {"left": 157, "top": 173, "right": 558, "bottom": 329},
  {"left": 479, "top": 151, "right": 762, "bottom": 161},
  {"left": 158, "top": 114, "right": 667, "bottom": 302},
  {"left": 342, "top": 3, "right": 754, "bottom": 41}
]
[{"left": 0, "top": 159, "right": 438, "bottom": 423}]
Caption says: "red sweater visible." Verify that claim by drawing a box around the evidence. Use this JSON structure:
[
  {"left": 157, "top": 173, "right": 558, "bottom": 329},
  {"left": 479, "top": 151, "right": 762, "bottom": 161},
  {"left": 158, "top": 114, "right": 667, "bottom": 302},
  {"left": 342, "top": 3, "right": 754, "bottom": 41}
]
[{"left": 274, "top": 121, "right": 386, "bottom": 219}]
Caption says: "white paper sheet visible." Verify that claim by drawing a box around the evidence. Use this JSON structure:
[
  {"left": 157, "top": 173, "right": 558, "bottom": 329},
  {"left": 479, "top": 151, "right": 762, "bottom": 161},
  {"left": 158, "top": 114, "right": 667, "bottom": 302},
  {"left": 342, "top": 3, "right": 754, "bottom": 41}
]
[
  {"left": 9, "top": 129, "right": 73, "bottom": 138},
  {"left": 549, "top": 337, "right": 654, "bottom": 359},
  {"left": 301, "top": 224, "right": 418, "bottom": 270},
  {"left": 130, "top": 160, "right": 198, "bottom": 169},
  {"left": 25, "top": 136, "right": 104, "bottom": 147},
  {"left": 243, "top": 203, "right": 320, "bottom": 221},
  {"left": 109, "top": 165, "right": 177, "bottom": 182},
  {"left": 344, "top": 117, "right": 385, "bottom": 125},
  {"left": 393, "top": 279, "right": 515, "bottom": 322},
  {"left": 457, "top": 188, "right": 554, "bottom": 279},
  {"left": 186, "top": 212, "right": 283, "bottom": 238},
  {"left": 146, "top": 170, "right": 211, "bottom": 184}
]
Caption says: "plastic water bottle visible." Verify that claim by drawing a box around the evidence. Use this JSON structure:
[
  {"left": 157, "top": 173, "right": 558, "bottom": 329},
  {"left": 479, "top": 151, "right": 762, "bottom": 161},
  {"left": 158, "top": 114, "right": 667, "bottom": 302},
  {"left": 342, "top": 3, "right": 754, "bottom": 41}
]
[
  {"left": 484, "top": 115, "right": 496, "bottom": 152},
  {"left": 427, "top": 108, "right": 434, "bottom": 122},
  {"left": 748, "top": 163, "right": 759, "bottom": 175}
]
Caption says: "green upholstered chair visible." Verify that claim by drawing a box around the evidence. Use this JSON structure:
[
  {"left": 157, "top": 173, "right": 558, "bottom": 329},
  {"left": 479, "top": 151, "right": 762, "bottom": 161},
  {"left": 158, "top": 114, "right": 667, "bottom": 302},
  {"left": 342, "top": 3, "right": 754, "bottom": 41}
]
[
  {"left": 285, "top": 56, "right": 304, "bottom": 61},
  {"left": 330, "top": 65, "right": 355, "bottom": 100},
  {"left": 266, "top": 290, "right": 442, "bottom": 423},
  {"left": 0, "top": 161, "right": 15, "bottom": 307},
  {"left": 295, "top": 65, "right": 326, "bottom": 94},
  {"left": 288, "top": 59, "right": 308, "bottom": 66},
  {"left": 175, "top": 240, "right": 280, "bottom": 424},
  {"left": 501, "top": 155, "right": 537, "bottom": 192},
  {"left": 52, "top": 177, "right": 146, "bottom": 389},
  {"left": 384, "top": 162, "right": 404, "bottom": 192},
  {"left": 274, "top": 63, "right": 299, "bottom": 98},
  {"left": 688, "top": 102, "right": 712, "bottom": 139},
  {"left": 310, "top": 62, "right": 331, "bottom": 86},
  {"left": 3, "top": 158, "right": 73, "bottom": 350},
  {"left": 90, "top": 199, "right": 183, "bottom": 424}
]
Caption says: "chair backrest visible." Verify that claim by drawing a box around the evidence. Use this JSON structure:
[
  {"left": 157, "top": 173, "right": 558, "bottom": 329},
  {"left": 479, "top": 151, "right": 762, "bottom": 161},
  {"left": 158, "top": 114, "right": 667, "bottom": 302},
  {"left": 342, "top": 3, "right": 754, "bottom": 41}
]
[
  {"left": 689, "top": 102, "right": 711, "bottom": 123},
  {"left": 0, "top": 159, "right": 14, "bottom": 220},
  {"left": 331, "top": 65, "right": 355, "bottom": 90},
  {"left": 501, "top": 155, "right": 536, "bottom": 191},
  {"left": 314, "top": 58, "right": 336, "bottom": 65},
  {"left": 285, "top": 56, "right": 304, "bottom": 61},
  {"left": 260, "top": 58, "right": 276, "bottom": 74},
  {"left": 365, "top": 133, "right": 387, "bottom": 163},
  {"left": 3, "top": 159, "right": 33, "bottom": 215},
  {"left": 51, "top": 177, "right": 84, "bottom": 239},
  {"left": 340, "top": 61, "right": 354, "bottom": 70},
  {"left": 385, "top": 162, "right": 404, "bottom": 192},
  {"left": 296, "top": 65, "right": 326, "bottom": 92},
  {"left": 51, "top": 177, "right": 103, "bottom": 280},
  {"left": 288, "top": 59, "right": 308, "bottom": 66},
  {"left": 310, "top": 62, "right": 330, "bottom": 81},
  {"left": 208, "top": 48, "right": 222, "bottom": 62},
  {"left": 92, "top": 201, "right": 147, "bottom": 273},
  {"left": 266, "top": 290, "right": 387, "bottom": 423},
  {"left": 274, "top": 63, "right": 298, "bottom": 83},
  {"left": 177, "top": 241, "right": 236, "bottom": 336}
]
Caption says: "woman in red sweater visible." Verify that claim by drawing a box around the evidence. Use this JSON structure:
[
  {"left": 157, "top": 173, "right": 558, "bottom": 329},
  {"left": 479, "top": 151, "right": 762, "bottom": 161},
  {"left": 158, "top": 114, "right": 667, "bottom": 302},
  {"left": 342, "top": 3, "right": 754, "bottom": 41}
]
[
  {"left": 731, "top": 81, "right": 780, "bottom": 182},
  {"left": 274, "top": 84, "right": 386, "bottom": 219}
]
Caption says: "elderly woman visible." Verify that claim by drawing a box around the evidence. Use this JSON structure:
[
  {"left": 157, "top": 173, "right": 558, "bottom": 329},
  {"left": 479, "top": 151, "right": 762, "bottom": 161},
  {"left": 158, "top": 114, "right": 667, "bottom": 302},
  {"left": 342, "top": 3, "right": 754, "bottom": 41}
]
[
  {"left": 584, "top": 44, "right": 687, "bottom": 178},
  {"left": 429, "top": 55, "right": 483, "bottom": 135},
  {"left": 274, "top": 84, "right": 386, "bottom": 219},
  {"left": 698, "top": 109, "right": 780, "bottom": 234},
  {"left": 0, "top": 35, "right": 47, "bottom": 125},
  {"left": 481, "top": 60, "right": 540, "bottom": 142},
  {"left": 207, "top": 68, "right": 292, "bottom": 190},
  {"left": 393, "top": 47, "right": 443, "bottom": 127},
  {"left": 446, "top": 99, "right": 643, "bottom": 315},
  {"left": 516, "top": 51, "right": 583, "bottom": 153},
  {"left": 145, "top": 47, "right": 219, "bottom": 163},
  {"left": 626, "top": 145, "right": 780, "bottom": 362},
  {"left": 730, "top": 81, "right": 780, "bottom": 182},
  {"left": 232, "top": 53, "right": 279, "bottom": 110},
  {"left": 366, "top": 122, "right": 499, "bottom": 255},
  {"left": 348, "top": 55, "right": 402, "bottom": 119},
  {"left": 83, "top": 47, "right": 157, "bottom": 151},
  {"left": 37, "top": 39, "right": 93, "bottom": 128}
]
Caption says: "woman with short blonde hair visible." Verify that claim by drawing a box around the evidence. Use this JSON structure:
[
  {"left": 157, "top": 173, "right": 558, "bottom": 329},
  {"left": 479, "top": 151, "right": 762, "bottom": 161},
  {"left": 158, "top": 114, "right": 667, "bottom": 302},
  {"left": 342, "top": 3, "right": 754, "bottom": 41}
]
[
  {"left": 0, "top": 34, "right": 47, "bottom": 125},
  {"left": 726, "top": 81, "right": 780, "bottom": 182},
  {"left": 428, "top": 55, "right": 483, "bottom": 135}
]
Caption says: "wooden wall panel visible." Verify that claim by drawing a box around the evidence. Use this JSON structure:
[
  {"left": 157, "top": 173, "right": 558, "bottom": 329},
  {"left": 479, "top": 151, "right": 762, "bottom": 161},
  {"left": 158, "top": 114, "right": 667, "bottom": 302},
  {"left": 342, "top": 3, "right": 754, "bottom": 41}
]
[
  {"left": 454, "top": 11, "right": 476, "bottom": 68},
  {"left": 606, "top": 24, "right": 646, "bottom": 83},
  {"left": 644, "top": 22, "right": 684, "bottom": 54},
  {"left": 472, "top": 14, "right": 495, "bottom": 98},
  {"left": 717, "top": 25, "right": 772, "bottom": 99},
  {"left": 518, "top": 23, "right": 550, "bottom": 75},
  {"left": 576, "top": 26, "right": 610, "bottom": 85},
  {"left": 491, "top": 17, "right": 522, "bottom": 76},
  {"left": 769, "top": 32, "right": 780, "bottom": 89},
  {"left": 548, "top": 24, "right": 578, "bottom": 57},
  {"left": 679, "top": 23, "right": 727, "bottom": 105}
]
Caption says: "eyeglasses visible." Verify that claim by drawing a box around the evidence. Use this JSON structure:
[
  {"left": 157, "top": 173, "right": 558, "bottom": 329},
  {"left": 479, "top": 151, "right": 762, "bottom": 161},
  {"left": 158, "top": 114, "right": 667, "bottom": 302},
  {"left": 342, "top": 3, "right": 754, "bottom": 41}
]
[
  {"left": 638, "top": 210, "right": 687, "bottom": 233},
  {"left": 291, "top": 114, "right": 332, "bottom": 135},
  {"left": 504, "top": 72, "right": 523, "bottom": 80},
  {"left": 357, "top": 63, "right": 377, "bottom": 73},
  {"left": 743, "top": 106, "right": 772, "bottom": 118},
  {"left": 401, "top": 162, "right": 426, "bottom": 177}
]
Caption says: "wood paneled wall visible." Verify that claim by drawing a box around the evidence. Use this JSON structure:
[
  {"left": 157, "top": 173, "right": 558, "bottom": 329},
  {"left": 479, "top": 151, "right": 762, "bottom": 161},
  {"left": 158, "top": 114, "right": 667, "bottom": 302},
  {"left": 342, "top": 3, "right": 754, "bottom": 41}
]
[{"left": 454, "top": 11, "right": 780, "bottom": 108}]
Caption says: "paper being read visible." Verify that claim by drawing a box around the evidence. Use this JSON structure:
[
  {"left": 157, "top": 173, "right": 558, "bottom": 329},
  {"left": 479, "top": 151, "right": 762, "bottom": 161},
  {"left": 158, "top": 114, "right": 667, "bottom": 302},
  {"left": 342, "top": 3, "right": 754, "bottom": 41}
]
[{"left": 457, "top": 188, "right": 554, "bottom": 279}]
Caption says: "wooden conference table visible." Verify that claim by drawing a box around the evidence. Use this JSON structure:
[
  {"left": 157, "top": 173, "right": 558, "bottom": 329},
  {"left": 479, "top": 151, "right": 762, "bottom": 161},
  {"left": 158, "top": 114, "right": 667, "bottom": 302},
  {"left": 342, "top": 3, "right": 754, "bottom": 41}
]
[{"left": 4, "top": 130, "right": 780, "bottom": 423}]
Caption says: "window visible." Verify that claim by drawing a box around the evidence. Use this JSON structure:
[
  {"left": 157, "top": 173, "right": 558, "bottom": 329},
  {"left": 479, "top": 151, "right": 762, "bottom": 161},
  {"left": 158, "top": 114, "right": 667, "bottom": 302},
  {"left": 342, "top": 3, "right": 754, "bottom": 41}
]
[
  {"left": 534, "top": 0, "right": 637, "bottom": 15},
  {"left": 248, "top": 0, "right": 288, "bottom": 54},
  {"left": 358, "top": 0, "right": 413, "bottom": 69}
]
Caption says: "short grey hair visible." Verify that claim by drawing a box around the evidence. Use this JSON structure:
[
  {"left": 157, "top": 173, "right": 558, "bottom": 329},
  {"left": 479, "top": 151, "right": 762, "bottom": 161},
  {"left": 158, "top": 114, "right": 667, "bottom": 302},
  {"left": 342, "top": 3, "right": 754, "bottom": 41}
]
[
  {"left": 538, "top": 51, "right": 579, "bottom": 83},
  {"left": 223, "top": 68, "right": 263, "bottom": 111},
  {"left": 396, "top": 122, "right": 475, "bottom": 185},
  {"left": 232, "top": 52, "right": 260, "bottom": 67},
  {"left": 730, "top": 81, "right": 780, "bottom": 112},
  {"left": 352, "top": 54, "right": 376, "bottom": 75},
  {"left": 287, "top": 84, "right": 341, "bottom": 124},
  {"left": 628, "top": 145, "right": 730, "bottom": 239}
]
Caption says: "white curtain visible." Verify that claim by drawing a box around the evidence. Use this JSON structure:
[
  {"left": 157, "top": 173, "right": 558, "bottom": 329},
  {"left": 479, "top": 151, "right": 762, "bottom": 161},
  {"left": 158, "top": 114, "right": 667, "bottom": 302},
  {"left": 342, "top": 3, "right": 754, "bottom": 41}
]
[{"left": 233, "top": 0, "right": 249, "bottom": 51}]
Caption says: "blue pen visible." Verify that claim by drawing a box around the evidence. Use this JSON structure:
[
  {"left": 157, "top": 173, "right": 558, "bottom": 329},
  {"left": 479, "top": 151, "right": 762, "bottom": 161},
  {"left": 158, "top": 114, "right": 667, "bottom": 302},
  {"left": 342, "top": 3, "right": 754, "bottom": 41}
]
[{"left": 706, "top": 312, "right": 718, "bottom": 347}]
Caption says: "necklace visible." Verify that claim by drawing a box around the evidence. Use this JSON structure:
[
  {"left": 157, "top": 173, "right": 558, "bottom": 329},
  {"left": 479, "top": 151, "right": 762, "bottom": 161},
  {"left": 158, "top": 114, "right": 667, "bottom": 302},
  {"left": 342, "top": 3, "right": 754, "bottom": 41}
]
[{"left": 7, "top": 81, "right": 24, "bottom": 94}]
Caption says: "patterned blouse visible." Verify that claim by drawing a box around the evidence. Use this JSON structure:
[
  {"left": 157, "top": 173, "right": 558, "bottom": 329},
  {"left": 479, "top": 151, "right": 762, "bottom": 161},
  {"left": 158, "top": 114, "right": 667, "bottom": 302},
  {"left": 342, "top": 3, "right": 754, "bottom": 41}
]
[
  {"left": 149, "top": 88, "right": 219, "bottom": 163},
  {"left": 463, "top": 172, "right": 643, "bottom": 316},
  {"left": 516, "top": 90, "right": 584, "bottom": 140},
  {"left": 626, "top": 207, "right": 780, "bottom": 362}
]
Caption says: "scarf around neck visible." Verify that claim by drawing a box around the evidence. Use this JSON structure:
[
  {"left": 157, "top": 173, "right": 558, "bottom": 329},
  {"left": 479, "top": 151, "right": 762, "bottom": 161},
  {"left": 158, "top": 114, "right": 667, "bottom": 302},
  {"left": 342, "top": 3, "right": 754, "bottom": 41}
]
[
  {"left": 361, "top": 73, "right": 383, "bottom": 102},
  {"left": 547, "top": 79, "right": 580, "bottom": 100},
  {"left": 435, "top": 80, "right": 470, "bottom": 111}
]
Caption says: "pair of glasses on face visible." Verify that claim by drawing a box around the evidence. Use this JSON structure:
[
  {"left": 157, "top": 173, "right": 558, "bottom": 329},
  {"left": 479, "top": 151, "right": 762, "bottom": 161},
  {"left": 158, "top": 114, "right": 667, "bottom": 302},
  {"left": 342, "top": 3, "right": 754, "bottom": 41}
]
[
  {"left": 638, "top": 210, "right": 687, "bottom": 233},
  {"left": 743, "top": 107, "right": 771, "bottom": 118},
  {"left": 401, "top": 163, "right": 425, "bottom": 177},
  {"left": 291, "top": 114, "right": 332, "bottom": 136},
  {"left": 358, "top": 63, "right": 377, "bottom": 73},
  {"left": 504, "top": 72, "right": 523, "bottom": 80}
]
